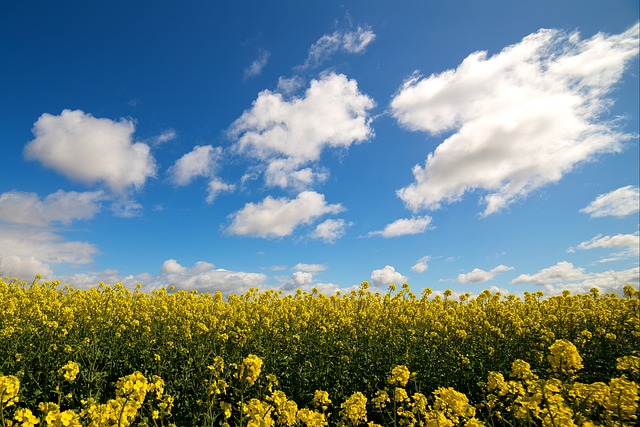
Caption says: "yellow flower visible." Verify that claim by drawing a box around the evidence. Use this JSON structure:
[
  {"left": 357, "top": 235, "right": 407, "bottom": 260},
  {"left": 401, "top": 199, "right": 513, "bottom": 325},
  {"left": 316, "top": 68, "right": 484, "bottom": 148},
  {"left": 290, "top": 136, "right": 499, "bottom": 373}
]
[
  {"left": 44, "top": 409, "right": 82, "bottom": 427},
  {"left": 297, "top": 408, "right": 327, "bottom": 427},
  {"left": 388, "top": 365, "right": 411, "bottom": 387},
  {"left": 241, "top": 354, "right": 264, "bottom": 386},
  {"left": 394, "top": 387, "right": 410, "bottom": 403},
  {"left": 58, "top": 361, "right": 80, "bottom": 382},
  {"left": 243, "top": 398, "right": 274, "bottom": 427},
  {"left": 220, "top": 401, "right": 233, "bottom": 419},
  {"left": 340, "top": 391, "right": 368, "bottom": 424},
  {"left": 12, "top": 408, "right": 40, "bottom": 427},
  {"left": 433, "top": 387, "right": 475, "bottom": 424},
  {"left": 0, "top": 375, "right": 20, "bottom": 408},
  {"left": 371, "top": 390, "right": 390, "bottom": 410},
  {"left": 312, "top": 390, "right": 331, "bottom": 411},
  {"left": 604, "top": 376, "right": 639, "bottom": 423},
  {"left": 548, "top": 340, "right": 583, "bottom": 376},
  {"left": 617, "top": 356, "right": 640, "bottom": 375}
]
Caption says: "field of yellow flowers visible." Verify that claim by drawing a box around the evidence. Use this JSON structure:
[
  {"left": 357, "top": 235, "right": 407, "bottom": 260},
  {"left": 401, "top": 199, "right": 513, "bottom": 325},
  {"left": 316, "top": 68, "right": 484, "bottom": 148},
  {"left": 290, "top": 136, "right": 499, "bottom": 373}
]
[{"left": 0, "top": 276, "right": 638, "bottom": 426}]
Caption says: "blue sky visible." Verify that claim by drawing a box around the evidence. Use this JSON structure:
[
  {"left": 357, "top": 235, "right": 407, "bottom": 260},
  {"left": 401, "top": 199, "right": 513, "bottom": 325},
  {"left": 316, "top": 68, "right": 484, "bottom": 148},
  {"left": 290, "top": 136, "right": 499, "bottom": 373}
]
[{"left": 1, "top": 0, "right": 638, "bottom": 297}]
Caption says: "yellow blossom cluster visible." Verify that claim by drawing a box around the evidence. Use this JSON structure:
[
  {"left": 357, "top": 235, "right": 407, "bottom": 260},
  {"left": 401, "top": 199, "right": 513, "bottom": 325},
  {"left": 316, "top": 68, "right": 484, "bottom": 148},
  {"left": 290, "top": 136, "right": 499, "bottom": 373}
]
[
  {"left": 0, "top": 276, "right": 638, "bottom": 425},
  {"left": 0, "top": 369, "right": 175, "bottom": 427}
]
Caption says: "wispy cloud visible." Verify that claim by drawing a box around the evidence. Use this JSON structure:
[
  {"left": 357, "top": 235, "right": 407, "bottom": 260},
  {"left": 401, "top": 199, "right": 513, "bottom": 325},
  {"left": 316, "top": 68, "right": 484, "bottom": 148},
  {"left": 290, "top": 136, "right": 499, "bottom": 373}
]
[
  {"left": 244, "top": 50, "right": 271, "bottom": 79},
  {"left": 568, "top": 231, "right": 640, "bottom": 261},
  {"left": 293, "top": 263, "right": 327, "bottom": 272},
  {"left": 411, "top": 256, "right": 431, "bottom": 273},
  {"left": 0, "top": 190, "right": 104, "bottom": 226},
  {"left": 300, "top": 25, "right": 375, "bottom": 69},
  {"left": 150, "top": 129, "right": 177, "bottom": 145},
  {"left": 392, "top": 23, "right": 639, "bottom": 216},
  {"left": 370, "top": 215, "right": 432, "bottom": 238},
  {"left": 580, "top": 185, "right": 640, "bottom": 218}
]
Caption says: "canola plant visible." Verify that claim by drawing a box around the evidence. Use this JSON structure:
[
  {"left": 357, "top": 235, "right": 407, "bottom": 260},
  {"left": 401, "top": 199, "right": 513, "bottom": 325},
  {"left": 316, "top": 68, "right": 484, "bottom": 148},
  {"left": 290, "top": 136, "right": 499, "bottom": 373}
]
[{"left": 0, "top": 277, "right": 638, "bottom": 426}]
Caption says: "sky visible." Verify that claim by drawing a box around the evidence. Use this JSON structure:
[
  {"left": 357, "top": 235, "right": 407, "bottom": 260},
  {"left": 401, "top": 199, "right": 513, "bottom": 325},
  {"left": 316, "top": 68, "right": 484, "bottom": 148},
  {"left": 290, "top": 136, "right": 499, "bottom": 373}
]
[{"left": 0, "top": 0, "right": 638, "bottom": 297}]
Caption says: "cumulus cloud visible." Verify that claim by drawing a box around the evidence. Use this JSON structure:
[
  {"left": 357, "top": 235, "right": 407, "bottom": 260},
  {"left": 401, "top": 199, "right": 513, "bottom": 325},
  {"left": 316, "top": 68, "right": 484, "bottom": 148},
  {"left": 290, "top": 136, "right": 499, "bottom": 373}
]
[
  {"left": 168, "top": 145, "right": 221, "bottom": 185},
  {"left": 229, "top": 72, "right": 375, "bottom": 190},
  {"left": 168, "top": 145, "right": 234, "bottom": 203},
  {"left": 160, "top": 259, "right": 267, "bottom": 294},
  {"left": 370, "top": 215, "right": 432, "bottom": 238},
  {"left": 392, "top": 23, "right": 639, "bottom": 216},
  {"left": 24, "top": 109, "right": 157, "bottom": 192},
  {"left": 370, "top": 265, "right": 408, "bottom": 287},
  {"left": 0, "top": 190, "right": 104, "bottom": 226},
  {"left": 226, "top": 191, "right": 344, "bottom": 238},
  {"left": 511, "top": 261, "right": 638, "bottom": 295},
  {"left": 580, "top": 185, "right": 640, "bottom": 218},
  {"left": 245, "top": 50, "right": 271, "bottom": 79},
  {"left": 302, "top": 25, "right": 376, "bottom": 69},
  {"left": 411, "top": 255, "right": 431, "bottom": 273},
  {"left": 511, "top": 261, "right": 586, "bottom": 285},
  {"left": 457, "top": 264, "right": 514, "bottom": 283},
  {"left": 292, "top": 271, "right": 314, "bottom": 287},
  {"left": 311, "top": 218, "right": 350, "bottom": 243}
]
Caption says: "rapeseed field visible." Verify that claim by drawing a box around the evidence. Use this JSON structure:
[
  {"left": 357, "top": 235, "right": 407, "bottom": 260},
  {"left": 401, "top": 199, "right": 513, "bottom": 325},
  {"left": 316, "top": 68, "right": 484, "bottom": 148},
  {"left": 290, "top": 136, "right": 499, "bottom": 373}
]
[{"left": 1, "top": 277, "right": 638, "bottom": 426}]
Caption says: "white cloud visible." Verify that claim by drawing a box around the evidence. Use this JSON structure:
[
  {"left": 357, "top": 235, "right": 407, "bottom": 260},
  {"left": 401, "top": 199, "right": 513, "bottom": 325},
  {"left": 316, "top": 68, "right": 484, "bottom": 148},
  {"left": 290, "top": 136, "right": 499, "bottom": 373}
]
[
  {"left": 411, "top": 255, "right": 431, "bottom": 273},
  {"left": 292, "top": 271, "right": 314, "bottom": 287},
  {"left": 370, "top": 265, "right": 408, "bottom": 287},
  {"left": 150, "top": 129, "right": 177, "bottom": 145},
  {"left": 245, "top": 50, "right": 271, "bottom": 79},
  {"left": 230, "top": 72, "right": 375, "bottom": 190},
  {"left": 392, "top": 23, "right": 639, "bottom": 216},
  {"left": 0, "top": 224, "right": 98, "bottom": 269},
  {"left": 0, "top": 255, "right": 52, "bottom": 280},
  {"left": 292, "top": 263, "right": 327, "bottom": 272},
  {"left": 0, "top": 189, "right": 104, "bottom": 281},
  {"left": 568, "top": 232, "right": 640, "bottom": 260},
  {"left": 511, "top": 261, "right": 586, "bottom": 285},
  {"left": 160, "top": 259, "right": 268, "bottom": 294},
  {"left": 264, "top": 159, "right": 328, "bottom": 191},
  {"left": 457, "top": 264, "right": 514, "bottom": 283},
  {"left": 206, "top": 179, "right": 236, "bottom": 204},
  {"left": 168, "top": 145, "right": 221, "bottom": 186},
  {"left": 580, "top": 185, "right": 640, "bottom": 218},
  {"left": 342, "top": 26, "right": 376, "bottom": 53},
  {"left": 302, "top": 25, "right": 376, "bottom": 68},
  {"left": 24, "top": 109, "right": 157, "bottom": 192},
  {"left": 311, "top": 218, "right": 349, "bottom": 243},
  {"left": 168, "top": 145, "right": 234, "bottom": 204},
  {"left": 0, "top": 190, "right": 104, "bottom": 226},
  {"left": 511, "top": 261, "right": 638, "bottom": 295},
  {"left": 370, "top": 215, "right": 432, "bottom": 238},
  {"left": 277, "top": 76, "right": 305, "bottom": 95},
  {"left": 226, "top": 191, "right": 344, "bottom": 238}
]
